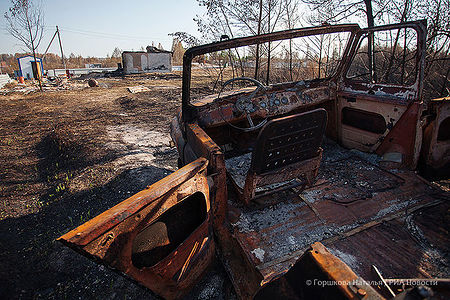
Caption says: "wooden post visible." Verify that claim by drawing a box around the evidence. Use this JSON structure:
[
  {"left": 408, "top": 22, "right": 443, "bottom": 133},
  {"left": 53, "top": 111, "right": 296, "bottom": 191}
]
[{"left": 56, "top": 26, "right": 67, "bottom": 75}]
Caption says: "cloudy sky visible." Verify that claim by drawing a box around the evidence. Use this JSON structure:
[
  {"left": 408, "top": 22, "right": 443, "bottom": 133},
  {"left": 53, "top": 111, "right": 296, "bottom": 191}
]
[{"left": 0, "top": 0, "right": 205, "bottom": 57}]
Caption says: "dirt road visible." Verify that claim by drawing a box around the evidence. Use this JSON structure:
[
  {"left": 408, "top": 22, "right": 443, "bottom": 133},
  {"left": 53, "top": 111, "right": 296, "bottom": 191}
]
[{"left": 0, "top": 75, "right": 230, "bottom": 299}]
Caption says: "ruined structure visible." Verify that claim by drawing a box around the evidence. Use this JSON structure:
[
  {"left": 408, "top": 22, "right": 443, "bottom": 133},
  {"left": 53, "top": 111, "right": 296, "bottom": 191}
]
[{"left": 122, "top": 46, "right": 172, "bottom": 74}]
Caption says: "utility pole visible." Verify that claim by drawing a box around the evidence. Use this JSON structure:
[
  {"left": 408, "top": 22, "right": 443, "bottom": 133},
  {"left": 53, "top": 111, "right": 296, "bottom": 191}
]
[
  {"left": 56, "top": 26, "right": 67, "bottom": 75},
  {"left": 42, "top": 30, "right": 58, "bottom": 61}
]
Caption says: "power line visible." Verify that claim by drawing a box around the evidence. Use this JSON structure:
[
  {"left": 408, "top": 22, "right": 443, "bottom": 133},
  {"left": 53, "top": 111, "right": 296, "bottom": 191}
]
[{"left": 49, "top": 26, "right": 171, "bottom": 41}]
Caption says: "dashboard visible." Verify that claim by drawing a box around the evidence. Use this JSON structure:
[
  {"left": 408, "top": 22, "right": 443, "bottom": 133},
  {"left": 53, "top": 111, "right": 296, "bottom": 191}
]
[{"left": 196, "top": 82, "right": 333, "bottom": 127}]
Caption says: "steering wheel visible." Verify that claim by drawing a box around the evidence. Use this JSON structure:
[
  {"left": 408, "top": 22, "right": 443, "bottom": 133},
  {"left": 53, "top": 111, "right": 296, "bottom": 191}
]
[{"left": 217, "top": 77, "right": 268, "bottom": 132}]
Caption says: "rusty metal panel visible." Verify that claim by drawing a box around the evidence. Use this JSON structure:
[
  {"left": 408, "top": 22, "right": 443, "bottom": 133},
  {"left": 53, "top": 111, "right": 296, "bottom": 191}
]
[
  {"left": 422, "top": 97, "right": 450, "bottom": 173},
  {"left": 325, "top": 201, "right": 450, "bottom": 284},
  {"left": 225, "top": 140, "right": 445, "bottom": 297},
  {"left": 60, "top": 158, "right": 208, "bottom": 246},
  {"left": 376, "top": 102, "right": 421, "bottom": 168},
  {"left": 337, "top": 92, "right": 409, "bottom": 153},
  {"left": 196, "top": 84, "right": 333, "bottom": 128},
  {"left": 58, "top": 158, "right": 215, "bottom": 299},
  {"left": 184, "top": 123, "right": 229, "bottom": 233},
  {"left": 251, "top": 108, "right": 327, "bottom": 174},
  {"left": 307, "top": 242, "right": 382, "bottom": 299}
]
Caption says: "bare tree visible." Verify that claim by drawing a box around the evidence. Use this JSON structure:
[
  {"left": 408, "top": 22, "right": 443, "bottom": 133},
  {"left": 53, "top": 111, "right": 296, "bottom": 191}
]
[
  {"left": 111, "top": 47, "right": 122, "bottom": 58},
  {"left": 169, "top": 32, "right": 201, "bottom": 48},
  {"left": 195, "top": 0, "right": 293, "bottom": 82},
  {"left": 4, "top": 0, "right": 44, "bottom": 90},
  {"left": 255, "top": 0, "right": 263, "bottom": 80},
  {"left": 303, "top": 0, "right": 449, "bottom": 98},
  {"left": 282, "top": 0, "right": 301, "bottom": 81}
]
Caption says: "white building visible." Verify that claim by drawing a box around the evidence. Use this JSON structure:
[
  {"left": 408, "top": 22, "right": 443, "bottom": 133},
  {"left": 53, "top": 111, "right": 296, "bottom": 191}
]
[
  {"left": 17, "top": 55, "right": 44, "bottom": 79},
  {"left": 122, "top": 46, "right": 172, "bottom": 74}
]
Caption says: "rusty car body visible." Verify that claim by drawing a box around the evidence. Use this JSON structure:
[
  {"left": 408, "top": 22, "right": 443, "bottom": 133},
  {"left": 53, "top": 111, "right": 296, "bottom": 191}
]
[{"left": 59, "top": 20, "right": 449, "bottom": 299}]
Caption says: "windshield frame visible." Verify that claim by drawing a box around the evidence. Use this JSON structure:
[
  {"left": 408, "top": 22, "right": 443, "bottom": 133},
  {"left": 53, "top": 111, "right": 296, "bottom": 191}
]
[{"left": 181, "top": 24, "right": 361, "bottom": 122}]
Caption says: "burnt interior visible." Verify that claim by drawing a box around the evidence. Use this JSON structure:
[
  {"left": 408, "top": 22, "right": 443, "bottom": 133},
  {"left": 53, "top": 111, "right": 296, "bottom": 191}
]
[
  {"left": 180, "top": 22, "right": 448, "bottom": 298},
  {"left": 228, "top": 139, "right": 448, "bottom": 299},
  {"left": 251, "top": 109, "right": 327, "bottom": 174},
  {"left": 131, "top": 192, "right": 207, "bottom": 268},
  {"left": 200, "top": 81, "right": 335, "bottom": 160},
  {"left": 254, "top": 251, "right": 349, "bottom": 300},
  {"left": 342, "top": 107, "right": 387, "bottom": 134},
  {"left": 192, "top": 77, "right": 448, "bottom": 297},
  {"left": 437, "top": 117, "right": 450, "bottom": 141}
]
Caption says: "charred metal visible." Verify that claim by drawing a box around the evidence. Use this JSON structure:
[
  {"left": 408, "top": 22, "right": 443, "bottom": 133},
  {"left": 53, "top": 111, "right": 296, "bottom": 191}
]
[{"left": 59, "top": 20, "right": 449, "bottom": 299}]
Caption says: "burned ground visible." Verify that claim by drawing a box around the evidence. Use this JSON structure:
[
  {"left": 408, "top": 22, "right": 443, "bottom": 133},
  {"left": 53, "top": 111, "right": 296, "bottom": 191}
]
[{"left": 0, "top": 75, "right": 230, "bottom": 299}]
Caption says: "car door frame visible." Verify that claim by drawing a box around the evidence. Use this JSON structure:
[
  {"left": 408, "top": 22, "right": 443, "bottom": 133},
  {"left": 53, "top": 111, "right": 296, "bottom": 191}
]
[
  {"left": 336, "top": 20, "right": 427, "bottom": 168},
  {"left": 58, "top": 158, "right": 215, "bottom": 299}
]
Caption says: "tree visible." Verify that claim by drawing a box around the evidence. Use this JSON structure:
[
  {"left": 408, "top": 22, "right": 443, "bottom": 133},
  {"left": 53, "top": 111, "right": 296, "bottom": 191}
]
[
  {"left": 111, "top": 47, "right": 122, "bottom": 58},
  {"left": 302, "top": 0, "right": 449, "bottom": 98},
  {"left": 169, "top": 32, "right": 201, "bottom": 48},
  {"left": 4, "top": 0, "right": 44, "bottom": 90},
  {"left": 171, "top": 38, "right": 186, "bottom": 65},
  {"left": 194, "top": 0, "right": 291, "bottom": 80}
]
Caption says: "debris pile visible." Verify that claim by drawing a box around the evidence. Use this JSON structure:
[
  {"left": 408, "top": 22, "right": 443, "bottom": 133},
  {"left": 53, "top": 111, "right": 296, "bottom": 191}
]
[{"left": 0, "top": 77, "right": 89, "bottom": 95}]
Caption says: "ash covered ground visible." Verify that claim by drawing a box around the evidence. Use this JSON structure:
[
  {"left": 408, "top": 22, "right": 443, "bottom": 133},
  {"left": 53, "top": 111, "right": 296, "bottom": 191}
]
[{"left": 0, "top": 74, "right": 232, "bottom": 299}]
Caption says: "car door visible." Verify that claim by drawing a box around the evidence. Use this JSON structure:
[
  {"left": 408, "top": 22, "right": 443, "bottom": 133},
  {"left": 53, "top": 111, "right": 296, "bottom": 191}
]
[
  {"left": 58, "top": 158, "right": 214, "bottom": 299},
  {"left": 421, "top": 97, "right": 450, "bottom": 176},
  {"left": 337, "top": 20, "right": 427, "bottom": 168}
]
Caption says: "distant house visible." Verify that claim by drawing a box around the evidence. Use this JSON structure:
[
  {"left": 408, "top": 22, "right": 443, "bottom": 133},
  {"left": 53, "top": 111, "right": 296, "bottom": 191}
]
[
  {"left": 122, "top": 46, "right": 172, "bottom": 74},
  {"left": 17, "top": 55, "right": 44, "bottom": 79},
  {"left": 85, "top": 63, "right": 102, "bottom": 69}
]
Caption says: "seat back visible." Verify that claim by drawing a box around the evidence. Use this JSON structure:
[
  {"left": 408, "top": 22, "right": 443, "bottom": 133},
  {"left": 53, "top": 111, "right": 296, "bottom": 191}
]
[{"left": 251, "top": 108, "right": 327, "bottom": 174}]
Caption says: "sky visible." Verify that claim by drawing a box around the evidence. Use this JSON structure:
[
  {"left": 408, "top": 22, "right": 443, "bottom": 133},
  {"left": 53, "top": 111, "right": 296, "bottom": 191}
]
[{"left": 0, "top": 0, "right": 205, "bottom": 57}]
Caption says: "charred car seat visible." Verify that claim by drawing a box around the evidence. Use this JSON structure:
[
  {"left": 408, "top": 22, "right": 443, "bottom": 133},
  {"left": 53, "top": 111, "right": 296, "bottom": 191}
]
[{"left": 225, "top": 108, "right": 327, "bottom": 204}]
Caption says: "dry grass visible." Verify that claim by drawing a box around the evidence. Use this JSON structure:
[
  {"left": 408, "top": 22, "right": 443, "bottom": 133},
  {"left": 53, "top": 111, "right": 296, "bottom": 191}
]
[{"left": 0, "top": 73, "right": 232, "bottom": 299}]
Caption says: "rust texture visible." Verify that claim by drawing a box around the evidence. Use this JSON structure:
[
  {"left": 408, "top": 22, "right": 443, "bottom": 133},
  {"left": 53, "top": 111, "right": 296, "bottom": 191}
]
[
  {"left": 57, "top": 19, "right": 449, "bottom": 300},
  {"left": 226, "top": 109, "right": 327, "bottom": 204},
  {"left": 225, "top": 140, "right": 446, "bottom": 297},
  {"left": 308, "top": 242, "right": 382, "bottom": 299},
  {"left": 324, "top": 201, "right": 450, "bottom": 286},
  {"left": 182, "top": 24, "right": 361, "bottom": 122},
  {"left": 60, "top": 158, "right": 208, "bottom": 246},
  {"left": 251, "top": 109, "right": 327, "bottom": 174},
  {"left": 421, "top": 97, "right": 450, "bottom": 173},
  {"left": 196, "top": 84, "right": 332, "bottom": 128},
  {"left": 184, "top": 123, "right": 228, "bottom": 231},
  {"left": 58, "top": 158, "right": 215, "bottom": 299},
  {"left": 376, "top": 102, "right": 421, "bottom": 168}
]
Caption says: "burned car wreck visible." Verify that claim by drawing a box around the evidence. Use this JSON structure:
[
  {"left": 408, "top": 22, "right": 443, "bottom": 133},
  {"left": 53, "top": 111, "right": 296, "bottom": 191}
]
[{"left": 59, "top": 20, "right": 449, "bottom": 299}]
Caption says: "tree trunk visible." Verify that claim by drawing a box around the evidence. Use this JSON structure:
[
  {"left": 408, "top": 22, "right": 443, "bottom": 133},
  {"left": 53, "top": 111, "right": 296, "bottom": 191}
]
[
  {"left": 254, "top": 0, "right": 263, "bottom": 80},
  {"left": 26, "top": 6, "right": 42, "bottom": 92},
  {"left": 383, "top": 0, "right": 409, "bottom": 82},
  {"left": 364, "top": 0, "right": 376, "bottom": 83},
  {"left": 266, "top": 0, "right": 271, "bottom": 85}
]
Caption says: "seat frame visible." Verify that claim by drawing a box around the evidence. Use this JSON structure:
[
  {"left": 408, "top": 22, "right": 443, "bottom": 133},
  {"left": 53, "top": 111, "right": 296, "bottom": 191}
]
[{"left": 227, "top": 108, "right": 327, "bottom": 204}]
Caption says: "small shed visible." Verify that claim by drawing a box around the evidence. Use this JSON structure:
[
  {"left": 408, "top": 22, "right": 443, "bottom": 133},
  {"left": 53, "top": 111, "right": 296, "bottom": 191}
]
[
  {"left": 122, "top": 46, "right": 172, "bottom": 74},
  {"left": 17, "top": 55, "right": 44, "bottom": 79}
]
